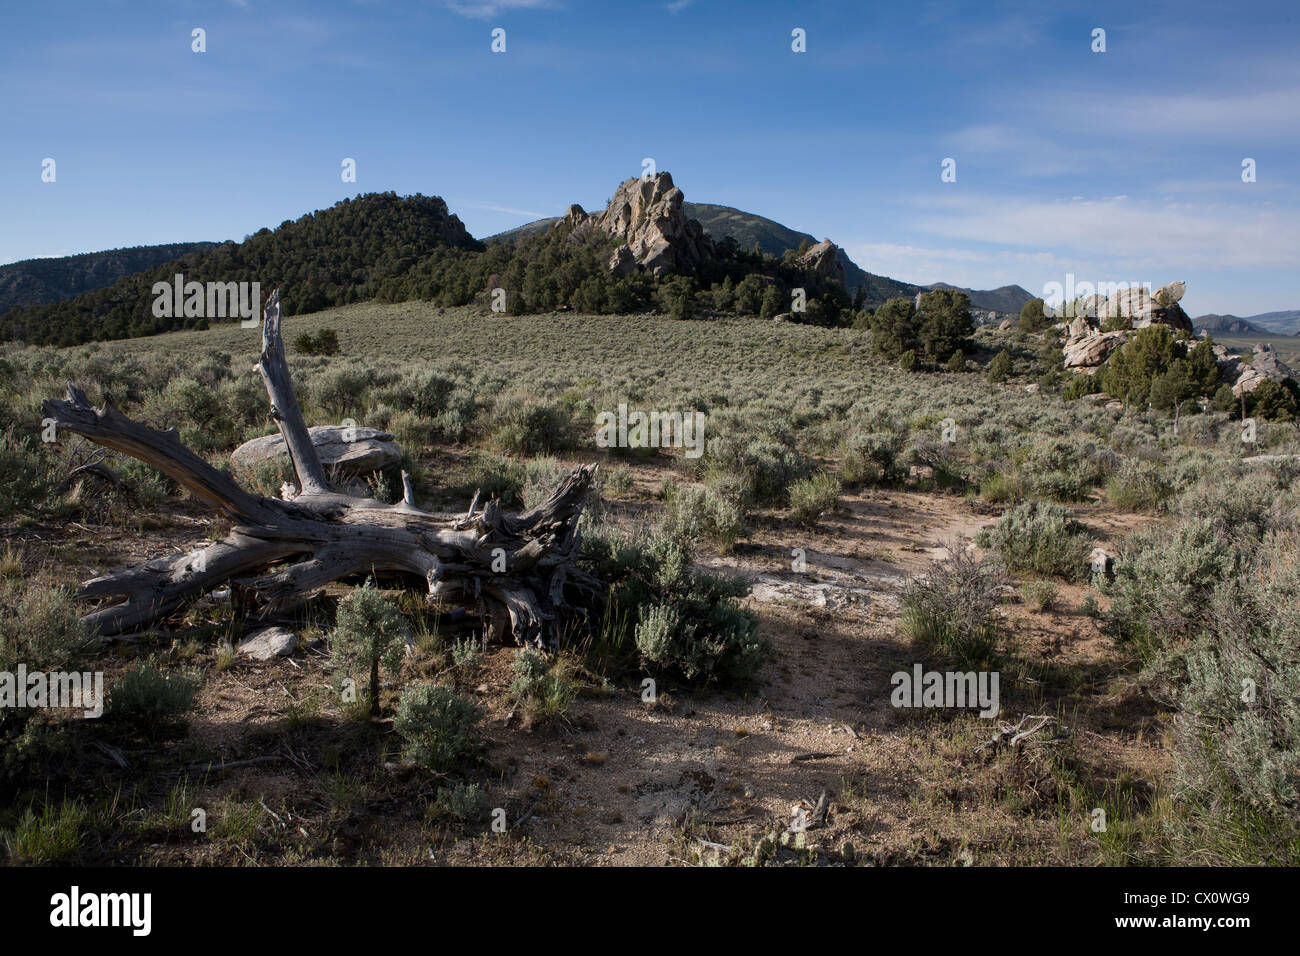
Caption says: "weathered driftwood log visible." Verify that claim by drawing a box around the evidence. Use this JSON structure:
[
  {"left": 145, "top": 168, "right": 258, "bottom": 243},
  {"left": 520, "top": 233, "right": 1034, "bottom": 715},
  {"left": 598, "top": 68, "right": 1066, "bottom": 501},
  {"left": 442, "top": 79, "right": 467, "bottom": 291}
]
[{"left": 41, "top": 291, "right": 600, "bottom": 645}]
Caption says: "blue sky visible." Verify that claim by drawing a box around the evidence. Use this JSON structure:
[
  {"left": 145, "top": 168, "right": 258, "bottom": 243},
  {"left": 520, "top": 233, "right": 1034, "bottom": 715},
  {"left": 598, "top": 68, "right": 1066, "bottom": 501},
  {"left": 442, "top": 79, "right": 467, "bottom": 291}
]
[{"left": 2, "top": 0, "right": 1297, "bottom": 315}]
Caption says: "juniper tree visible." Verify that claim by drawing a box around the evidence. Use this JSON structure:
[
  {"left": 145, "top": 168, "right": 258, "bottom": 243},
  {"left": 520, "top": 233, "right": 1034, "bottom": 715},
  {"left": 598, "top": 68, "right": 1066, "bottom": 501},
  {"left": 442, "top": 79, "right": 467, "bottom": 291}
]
[
  {"left": 916, "top": 289, "right": 974, "bottom": 363},
  {"left": 869, "top": 297, "right": 919, "bottom": 360},
  {"left": 986, "top": 349, "right": 1013, "bottom": 383},
  {"left": 1017, "top": 297, "right": 1049, "bottom": 332},
  {"left": 333, "top": 580, "right": 409, "bottom": 716}
]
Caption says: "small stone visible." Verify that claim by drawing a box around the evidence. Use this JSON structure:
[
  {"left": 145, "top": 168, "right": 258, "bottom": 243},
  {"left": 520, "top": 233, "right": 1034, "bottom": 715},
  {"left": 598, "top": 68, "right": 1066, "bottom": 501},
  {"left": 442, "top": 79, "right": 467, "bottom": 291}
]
[{"left": 238, "top": 626, "right": 297, "bottom": 661}]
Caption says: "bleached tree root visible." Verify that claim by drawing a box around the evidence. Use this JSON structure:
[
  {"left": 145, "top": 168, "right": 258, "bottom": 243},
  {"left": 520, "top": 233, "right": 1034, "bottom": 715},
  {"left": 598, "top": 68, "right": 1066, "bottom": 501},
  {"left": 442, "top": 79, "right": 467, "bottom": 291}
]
[{"left": 41, "top": 291, "right": 601, "bottom": 645}]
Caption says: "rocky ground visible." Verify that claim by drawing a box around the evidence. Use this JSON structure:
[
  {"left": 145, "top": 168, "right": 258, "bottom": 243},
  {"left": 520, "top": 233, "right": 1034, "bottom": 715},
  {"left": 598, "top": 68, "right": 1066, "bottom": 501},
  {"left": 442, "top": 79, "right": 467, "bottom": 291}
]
[{"left": 13, "top": 457, "right": 1168, "bottom": 867}]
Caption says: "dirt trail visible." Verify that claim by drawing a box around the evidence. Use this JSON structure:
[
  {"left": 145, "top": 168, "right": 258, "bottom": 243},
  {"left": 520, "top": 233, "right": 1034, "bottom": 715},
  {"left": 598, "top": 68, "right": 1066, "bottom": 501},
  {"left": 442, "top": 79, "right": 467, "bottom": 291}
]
[
  {"left": 25, "top": 475, "right": 1161, "bottom": 866},
  {"left": 440, "top": 486, "right": 1160, "bottom": 865}
]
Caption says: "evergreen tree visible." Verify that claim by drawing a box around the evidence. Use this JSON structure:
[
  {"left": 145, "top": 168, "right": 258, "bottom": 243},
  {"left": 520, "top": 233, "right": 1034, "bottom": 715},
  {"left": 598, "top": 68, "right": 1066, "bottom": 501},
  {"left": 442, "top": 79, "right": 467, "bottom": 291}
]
[
  {"left": 916, "top": 289, "right": 974, "bottom": 363},
  {"left": 1018, "top": 297, "right": 1050, "bottom": 332},
  {"left": 1103, "top": 325, "right": 1182, "bottom": 406},
  {"left": 987, "top": 349, "right": 1013, "bottom": 383},
  {"left": 869, "top": 297, "right": 919, "bottom": 360}
]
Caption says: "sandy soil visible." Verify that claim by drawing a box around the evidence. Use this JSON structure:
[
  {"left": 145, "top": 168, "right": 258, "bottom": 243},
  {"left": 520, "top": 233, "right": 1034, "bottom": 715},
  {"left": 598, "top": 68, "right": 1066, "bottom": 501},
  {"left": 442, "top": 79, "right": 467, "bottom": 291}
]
[{"left": 10, "top": 466, "right": 1168, "bottom": 867}]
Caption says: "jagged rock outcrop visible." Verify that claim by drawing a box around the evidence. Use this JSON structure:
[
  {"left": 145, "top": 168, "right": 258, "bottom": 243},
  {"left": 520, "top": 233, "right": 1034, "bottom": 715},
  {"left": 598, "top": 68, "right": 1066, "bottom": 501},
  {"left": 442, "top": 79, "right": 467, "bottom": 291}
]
[
  {"left": 560, "top": 204, "right": 587, "bottom": 229},
  {"left": 796, "top": 239, "right": 846, "bottom": 286},
  {"left": 1233, "top": 343, "right": 1296, "bottom": 396},
  {"left": 558, "top": 172, "right": 714, "bottom": 278},
  {"left": 608, "top": 243, "right": 636, "bottom": 277},
  {"left": 1063, "top": 282, "right": 1298, "bottom": 401},
  {"left": 1072, "top": 281, "right": 1193, "bottom": 332},
  {"left": 1063, "top": 328, "right": 1127, "bottom": 371},
  {"left": 1061, "top": 281, "right": 1197, "bottom": 373}
]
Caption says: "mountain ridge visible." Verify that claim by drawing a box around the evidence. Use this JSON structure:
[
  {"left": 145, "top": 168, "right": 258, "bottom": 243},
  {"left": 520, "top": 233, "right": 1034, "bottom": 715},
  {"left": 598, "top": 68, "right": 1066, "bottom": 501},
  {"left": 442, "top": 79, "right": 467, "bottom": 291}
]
[
  {"left": 1239, "top": 310, "right": 1300, "bottom": 335},
  {"left": 1193, "top": 313, "right": 1271, "bottom": 335},
  {"left": 0, "top": 242, "right": 219, "bottom": 317},
  {"left": 489, "top": 202, "right": 1032, "bottom": 314}
]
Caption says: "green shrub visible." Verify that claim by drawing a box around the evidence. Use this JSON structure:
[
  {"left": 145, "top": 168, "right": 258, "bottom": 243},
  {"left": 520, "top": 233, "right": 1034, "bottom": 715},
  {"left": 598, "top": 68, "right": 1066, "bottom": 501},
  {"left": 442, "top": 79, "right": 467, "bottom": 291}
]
[
  {"left": 0, "top": 429, "right": 54, "bottom": 518},
  {"left": 107, "top": 662, "right": 200, "bottom": 725},
  {"left": 632, "top": 576, "right": 768, "bottom": 687},
  {"left": 332, "top": 581, "right": 408, "bottom": 716},
  {"left": 978, "top": 471, "right": 1022, "bottom": 504},
  {"left": 1064, "top": 373, "right": 1103, "bottom": 401},
  {"left": 1106, "top": 458, "right": 1173, "bottom": 512},
  {"left": 393, "top": 682, "right": 483, "bottom": 773},
  {"left": 311, "top": 365, "right": 377, "bottom": 418},
  {"left": 664, "top": 485, "right": 746, "bottom": 554},
  {"left": 706, "top": 433, "right": 812, "bottom": 506},
  {"left": 1020, "top": 579, "right": 1057, "bottom": 613},
  {"left": 839, "top": 431, "right": 902, "bottom": 486},
  {"left": 466, "top": 452, "right": 527, "bottom": 507},
  {"left": 233, "top": 455, "right": 295, "bottom": 498},
  {"left": 490, "top": 399, "right": 571, "bottom": 455},
  {"left": 1102, "top": 470, "right": 1294, "bottom": 670},
  {"left": 1165, "top": 531, "right": 1300, "bottom": 863},
  {"left": 0, "top": 583, "right": 97, "bottom": 676},
  {"left": 900, "top": 544, "right": 1005, "bottom": 669},
  {"left": 519, "top": 456, "right": 569, "bottom": 511},
  {"left": 384, "top": 369, "right": 480, "bottom": 443},
  {"left": 977, "top": 500, "right": 1092, "bottom": 581},
  {"left": 508, "top": 649, "right": 580, "bottom": 728},
  {"left": 431, "top": 782, "right": 490, "bottom": 824},
  {"left": 582, "top": 522, "right": 770, "bottom": 688},
  {"left": 788, "top": 472, "right": 840, "bottom": 526},
  {"left": 1104, "top": 474, "right": 1300, "bottom": 863},
  {"left": 904, "top": 433, "right": 965, "bottom": 489},
  {"left": 599, "top": 463, "right": 634, "bottom": 498},
  {"left": 1020, "top": 437, "right": 1107, "bottom": 501},
  {"left": 0, "top": 584, "right": 97, "bottom": 775},
  {"left": 986, "top": 350, "right": 1013, "bottom": 383}
]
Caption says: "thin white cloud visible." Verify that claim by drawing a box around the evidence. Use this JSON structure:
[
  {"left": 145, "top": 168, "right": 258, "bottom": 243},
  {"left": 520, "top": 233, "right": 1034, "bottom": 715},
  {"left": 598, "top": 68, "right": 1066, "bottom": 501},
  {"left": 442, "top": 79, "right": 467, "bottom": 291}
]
[
  {"left": 843, "top": 241, "right": 1068, "bottom": 291},
  {"left": 451, "top": 199, "right": 549, "bottom": 219},
  {"left": 910, "top": 193, "right": 1300, "bottom": 272},
  {"left": 439, "top": 0, "right": 554, "bottom": 18},
  {"left": 1061, "top": 86, "right": 1300, "bottom": 143}
]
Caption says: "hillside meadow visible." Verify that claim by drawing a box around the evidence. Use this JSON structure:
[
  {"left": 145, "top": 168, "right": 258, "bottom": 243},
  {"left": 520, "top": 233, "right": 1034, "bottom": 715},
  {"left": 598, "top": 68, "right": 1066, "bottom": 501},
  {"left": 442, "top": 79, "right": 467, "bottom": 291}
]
[{"left": 1, "top": 301, "right": 1297, "bottom": 867}]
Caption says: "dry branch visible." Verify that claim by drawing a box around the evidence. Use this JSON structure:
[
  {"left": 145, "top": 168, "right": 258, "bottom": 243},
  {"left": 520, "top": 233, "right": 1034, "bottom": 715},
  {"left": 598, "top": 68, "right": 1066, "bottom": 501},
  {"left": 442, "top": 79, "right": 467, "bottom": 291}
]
[
  {"left": 978, "top": 714, "right": 1068, "bottom": 753},
  {"left": 41, "top": 290, "right": 601, "bottom": 644}
]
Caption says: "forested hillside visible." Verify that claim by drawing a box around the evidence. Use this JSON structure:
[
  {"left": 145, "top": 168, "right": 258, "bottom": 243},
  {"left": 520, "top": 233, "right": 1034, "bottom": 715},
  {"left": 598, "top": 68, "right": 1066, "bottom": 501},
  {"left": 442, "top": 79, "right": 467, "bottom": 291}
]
[
  {"left": 1, "top": 194, "right": 479, "bottom": 346},
  {"left": 0, "top": 242, "right": 217, "bottom": 315},
  {"left": 378, "top": 215, "right": 853, "bottom": 321}
]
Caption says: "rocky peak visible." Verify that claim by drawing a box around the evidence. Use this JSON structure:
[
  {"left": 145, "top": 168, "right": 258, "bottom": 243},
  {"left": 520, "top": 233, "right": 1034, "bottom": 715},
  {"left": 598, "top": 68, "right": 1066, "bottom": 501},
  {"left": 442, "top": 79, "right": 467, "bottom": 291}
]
[
  {"left": 1075, "top": 280, "right": 1192, "bottom": 333},
  {"left": 796, "top": 239, "right": 846, "bottom": 287},
  {"left": 1062, "top": 280, "right": 1194, "bottom": 372},
  {"left": 557, "top": 172, "right": 714, "bottom": 278}
]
